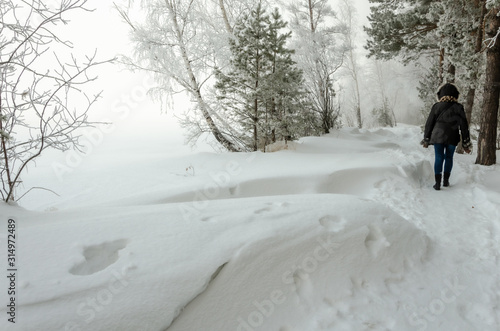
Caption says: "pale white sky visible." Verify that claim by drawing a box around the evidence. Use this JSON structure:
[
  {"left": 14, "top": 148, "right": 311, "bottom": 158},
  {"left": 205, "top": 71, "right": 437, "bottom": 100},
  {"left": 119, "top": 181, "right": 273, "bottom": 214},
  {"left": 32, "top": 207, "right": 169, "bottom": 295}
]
[{"left": 63, "top": 0, "right": 371, "bottom": 114}]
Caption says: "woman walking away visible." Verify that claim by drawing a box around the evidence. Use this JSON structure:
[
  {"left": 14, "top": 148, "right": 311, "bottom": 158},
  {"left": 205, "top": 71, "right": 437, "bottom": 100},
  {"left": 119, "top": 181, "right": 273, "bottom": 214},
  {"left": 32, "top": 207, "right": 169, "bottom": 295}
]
[{"left": 421, "top": 83, "right": 472, "bottom": 190}]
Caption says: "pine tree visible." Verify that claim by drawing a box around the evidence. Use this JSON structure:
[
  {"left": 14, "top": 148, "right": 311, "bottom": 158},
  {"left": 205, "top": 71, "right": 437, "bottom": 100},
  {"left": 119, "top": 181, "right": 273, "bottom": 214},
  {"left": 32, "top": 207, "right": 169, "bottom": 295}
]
[
  {"left": 365, "top": 0, "right": 483, "bottom": 93},
  {"left": 262, "top": 9, "right": 309, "bottom": 145},
  {"left": 365, "top": 0, "right": 439, "bottom": 63},
  {"left": 365, "top": 0, "right": 500, "bottom": 163},
  {"left": 215, "top": 4, "right": 308, "bottom": 151}
]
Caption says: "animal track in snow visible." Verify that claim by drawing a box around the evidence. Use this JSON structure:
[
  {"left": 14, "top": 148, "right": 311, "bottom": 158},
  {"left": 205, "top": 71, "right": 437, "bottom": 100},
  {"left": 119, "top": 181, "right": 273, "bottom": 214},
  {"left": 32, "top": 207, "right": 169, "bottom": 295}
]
[
  {"left": 319, "top": 215, "right": 346, "bottom": 233},
  {"left": 364, "top": 225, "right": 390, "bottom": 258},
  {"left": 70, "top": 239, "right": 129, "bottom": 276},
  {"left": 254, "top": 202, "right": 290, "bottom": 215},
  {"left": 292, "top": 270, "right": 315, "bottom": 309}
]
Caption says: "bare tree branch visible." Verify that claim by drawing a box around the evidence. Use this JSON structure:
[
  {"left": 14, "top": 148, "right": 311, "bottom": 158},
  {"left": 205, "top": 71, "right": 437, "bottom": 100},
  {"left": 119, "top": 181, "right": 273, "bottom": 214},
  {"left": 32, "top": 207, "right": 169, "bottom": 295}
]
[{"left": 0, "top": 0, "right": 112, "bottom": 202}]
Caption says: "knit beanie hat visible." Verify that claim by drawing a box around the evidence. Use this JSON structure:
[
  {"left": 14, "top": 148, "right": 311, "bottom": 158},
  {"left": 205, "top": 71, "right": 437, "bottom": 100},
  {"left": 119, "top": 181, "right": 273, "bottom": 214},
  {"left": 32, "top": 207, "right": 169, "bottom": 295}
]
[{"left": 437, "top": 83, "right": 460, "bottom": 100}]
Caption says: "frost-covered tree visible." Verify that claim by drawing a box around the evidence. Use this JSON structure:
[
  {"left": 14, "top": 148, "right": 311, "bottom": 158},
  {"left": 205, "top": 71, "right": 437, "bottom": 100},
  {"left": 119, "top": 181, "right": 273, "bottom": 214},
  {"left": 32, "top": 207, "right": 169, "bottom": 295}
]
[
  {"left": 0, "top": 0, "right": 108, "bottom": 202},
  {"left": 338, "top": 0, "right": 363, "bottom": 128},
  {"left": 215, "top": 0, "right": 272, "bottom": 33},
  {"left": 286, "top": 0, "right": 346, "bottom": 133},
  {"left": 368, "top": 60, "right": 397, "bottom": 127},
  {"left": 365, "top": 0, "right": 439, "bottom": 63},
  {"left": 416, "top": 58, "right": 443, "bottom": 121},
  {"left": 215, "top": 4, "right": 308, "bottom": 151},
  {"left": 434, "top": 0, "right": 486, "bottom": 125},
  {"left": 115, "top": 0, "right": 241, "bottom": 152},
  {"left": 263, "top": 9, "right": 310, "bottom": 145},
  {"left": 365, "top": 0, "right": 484, "bottom": 110},
  {"left": 365, "top": 0, "right": 500, "bottom": 164}
]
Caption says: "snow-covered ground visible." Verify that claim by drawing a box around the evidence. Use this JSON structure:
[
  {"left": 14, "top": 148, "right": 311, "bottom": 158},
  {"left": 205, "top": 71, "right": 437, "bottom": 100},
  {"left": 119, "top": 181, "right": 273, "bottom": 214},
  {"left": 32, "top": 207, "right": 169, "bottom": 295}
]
[{"left": 1, "top": 123, "right": 499, "bottom": 331}]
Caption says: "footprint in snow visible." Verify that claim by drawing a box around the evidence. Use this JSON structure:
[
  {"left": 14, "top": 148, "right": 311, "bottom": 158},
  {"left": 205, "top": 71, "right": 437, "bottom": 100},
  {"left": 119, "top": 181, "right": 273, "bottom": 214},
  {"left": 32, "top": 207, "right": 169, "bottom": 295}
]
[
  {"left": 364, "top": 225, "right": 390, "bottom": 258},
  {"left": 292, "top": 270, "right": 315, "bottom": 306},
  {"left": 319, "top": 215, "right": 346, "bottom": 233},
  {"left": 254, "top": 202, "right": 290, "bottom": 214},
  {"left": 70, "top": 239, "right": 129, "bottom": 276}
]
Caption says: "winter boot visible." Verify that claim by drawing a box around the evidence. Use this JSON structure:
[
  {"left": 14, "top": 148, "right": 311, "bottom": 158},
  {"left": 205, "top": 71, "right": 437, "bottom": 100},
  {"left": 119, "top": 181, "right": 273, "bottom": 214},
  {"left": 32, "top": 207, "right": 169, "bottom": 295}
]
[
  {"left": 433, "top": 174, "right": 442, "bottom": 191},
  {"left": 443, "top": 172, "right": 451, "bottom": 187}
]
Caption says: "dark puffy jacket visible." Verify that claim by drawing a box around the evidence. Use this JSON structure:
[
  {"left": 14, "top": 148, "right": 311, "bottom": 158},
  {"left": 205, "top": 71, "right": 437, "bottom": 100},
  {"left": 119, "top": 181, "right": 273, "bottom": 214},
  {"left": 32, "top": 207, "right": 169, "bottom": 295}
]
[{"left": 424, "top": 101, "right": 470, "bottom": 146}]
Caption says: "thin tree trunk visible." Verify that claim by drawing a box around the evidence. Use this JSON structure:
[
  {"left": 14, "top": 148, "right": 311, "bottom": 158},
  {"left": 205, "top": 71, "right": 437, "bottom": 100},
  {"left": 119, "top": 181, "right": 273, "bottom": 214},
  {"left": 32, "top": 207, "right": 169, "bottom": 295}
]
[
  {"left": 322, "top": 78, "right": 331, "bottom": 133},
  {"left": 465, "top": 0, "right": 486, "bottom": 123},
  {"left": 447, "top": 64, "right": 456, "bottom": 82},
  {"left": 352, "top": 48, "right": 362, "bottom": 129},
  {"left": 342, "top": 0, "right": 362, "bottom": 128},
  {"left": 253, "top": 37, "right": 261, "bottom": 152},
  {"left": 438, "top": 48, "right": 445, "bottom": 84},
  {"left": 167, "top": 0, "right": 239, "bottom": 152},
  {"left": 253, "top": 90, "right": 259, "bottom": 151},
  {"left": 464, "top": 89, "right": 475, "bottom": 125},
  {"left": 476, "top": 8, "right": 500, "bottom": 165},
  {"left": 0, "top": 95, "right": 13, "bottom": 200},
  {"left": 253, "top": 100, "right": 258, "bottom": 151},
  {"left": 219, "top": 0, "right": 233, "bottom": 33},
  {"left": 308, "top": 0, "right": 316, "bottom": 32}
]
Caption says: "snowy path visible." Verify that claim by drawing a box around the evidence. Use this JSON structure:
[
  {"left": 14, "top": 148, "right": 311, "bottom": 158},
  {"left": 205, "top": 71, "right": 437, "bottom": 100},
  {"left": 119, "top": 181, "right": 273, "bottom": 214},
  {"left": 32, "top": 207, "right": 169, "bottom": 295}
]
[
  {"left": 1, "top": 125, "right": 499, "bottom": 330},
  {"left": 369, "top": 136, "right": 500, "bottom": 330}
]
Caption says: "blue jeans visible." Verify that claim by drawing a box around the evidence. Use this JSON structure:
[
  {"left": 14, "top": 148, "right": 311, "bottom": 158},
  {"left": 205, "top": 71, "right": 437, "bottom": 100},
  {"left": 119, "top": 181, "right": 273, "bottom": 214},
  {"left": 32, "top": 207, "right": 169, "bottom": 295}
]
[{"left": 434, "top": 144, "right": 456, "bottom": 175}]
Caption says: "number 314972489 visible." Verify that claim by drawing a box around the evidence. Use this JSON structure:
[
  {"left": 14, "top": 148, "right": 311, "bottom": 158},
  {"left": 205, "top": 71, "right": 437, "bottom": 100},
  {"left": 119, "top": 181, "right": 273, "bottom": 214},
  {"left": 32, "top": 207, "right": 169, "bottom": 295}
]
[{"left": 7, "top": 219, "right": 16, "bottom": 268}]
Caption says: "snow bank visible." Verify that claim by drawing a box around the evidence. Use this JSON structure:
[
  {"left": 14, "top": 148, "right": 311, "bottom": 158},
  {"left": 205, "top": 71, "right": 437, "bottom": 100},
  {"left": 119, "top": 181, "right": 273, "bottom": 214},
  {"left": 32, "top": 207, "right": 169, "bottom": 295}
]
[
  {"left": 0, "top": 194, "right": 430, "bottom": 331},
  {"left": 167, "top": 195, "right": 430, "bottom": 331}
]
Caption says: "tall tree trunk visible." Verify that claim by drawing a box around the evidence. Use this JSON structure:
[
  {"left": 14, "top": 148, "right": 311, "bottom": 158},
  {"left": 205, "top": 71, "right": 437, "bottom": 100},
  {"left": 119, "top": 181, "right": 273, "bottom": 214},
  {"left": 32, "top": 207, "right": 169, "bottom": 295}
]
[
  {"left": 253, "top": 97, "right": 258, "bottom": 151},
  {"left": 476, "top": 8, "right": 500, "bottom": 165},
  {"left": 168, "top": 0, "right": 239, "bottom": 152},
  {"left": 464, "top": 88, "right": 475, "bottom": 125},
  {"left": 219, "top": 0, "right": 233, "bottom": 33},
  {"left": 459, "top": 85, "right": 477, "bottom": 154},
  {"left": 341, "top": 0, "right": 362, "bottom": 128},
  {"left": 322, "top": 78, "right": 332, "bottom": 133},
  {"left": 352, "top": 48, "right": 362, "bottom": 129},
  {"left": 308, "top": 0, "right": 316, "bottom": 32},
  {"left": 464, "top": 0, "right": 487, "bottom": 124},
  {"left": 253, "top": 49, "right": 260, "bottom": 152},
  {"left": 457, "top": 0, "right": 486, "bottom": 154}
]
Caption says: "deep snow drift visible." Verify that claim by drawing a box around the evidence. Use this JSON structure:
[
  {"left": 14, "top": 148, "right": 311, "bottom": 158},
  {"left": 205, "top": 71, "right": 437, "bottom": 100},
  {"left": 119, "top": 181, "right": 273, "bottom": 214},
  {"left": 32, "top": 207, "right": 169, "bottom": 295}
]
[{"left": 1, "top": 125, "right": 499, "bottom": 331}]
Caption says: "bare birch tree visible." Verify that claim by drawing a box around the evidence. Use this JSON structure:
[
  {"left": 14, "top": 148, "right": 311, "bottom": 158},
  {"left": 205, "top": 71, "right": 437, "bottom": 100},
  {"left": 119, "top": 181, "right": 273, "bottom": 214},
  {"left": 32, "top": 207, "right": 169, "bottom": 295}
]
[
  {"left": 115, "top": 0, "right": 271, "bottom": 152},
  {"left": 0, "top": 0, "right": 109, "bottom": 202},
  {"left": 339, "top": 0, "right": 362, "bottom": 128},
  {"left": 286, "top": 0, "right": 346, "bottom": 134}
]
